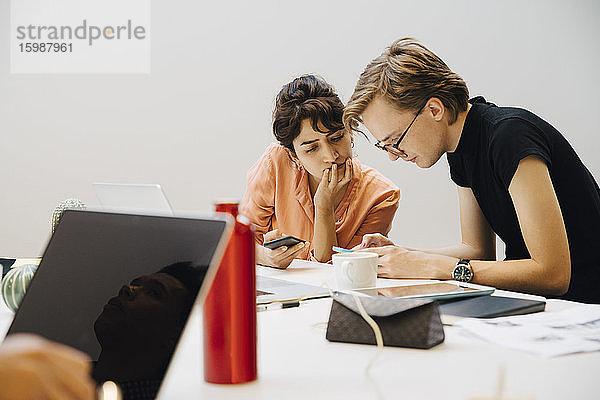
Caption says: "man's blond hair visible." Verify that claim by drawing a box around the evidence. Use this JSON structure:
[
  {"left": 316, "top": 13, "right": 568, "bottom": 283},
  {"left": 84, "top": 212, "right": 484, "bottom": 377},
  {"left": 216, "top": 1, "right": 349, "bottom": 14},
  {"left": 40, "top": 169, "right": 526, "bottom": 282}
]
[{"left": 344, "top": 38, "right": 469, "bottom": 133}]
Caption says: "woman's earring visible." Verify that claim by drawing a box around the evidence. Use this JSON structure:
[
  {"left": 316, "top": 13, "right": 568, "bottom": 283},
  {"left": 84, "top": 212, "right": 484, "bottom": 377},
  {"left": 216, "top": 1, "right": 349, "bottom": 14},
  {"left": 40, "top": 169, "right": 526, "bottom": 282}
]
[{"left": 351, "top": 141, "right": 355, "bottom": 148}]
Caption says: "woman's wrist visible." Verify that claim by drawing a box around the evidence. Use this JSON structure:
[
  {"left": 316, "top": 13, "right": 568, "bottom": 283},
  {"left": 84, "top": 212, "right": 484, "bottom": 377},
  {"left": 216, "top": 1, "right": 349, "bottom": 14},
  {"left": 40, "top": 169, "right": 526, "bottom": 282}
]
[
  {"left": 313, "top": 219, "right": 335, "bottom": 262},
  {"left": 314, "top": 201, "right": 334, "bottom": 216},
  {"left": 255, "top": 243, "right": 267, "bottom": 266},
  {"left": 313, "top": 194, "right": 333, "bottom": 213}
]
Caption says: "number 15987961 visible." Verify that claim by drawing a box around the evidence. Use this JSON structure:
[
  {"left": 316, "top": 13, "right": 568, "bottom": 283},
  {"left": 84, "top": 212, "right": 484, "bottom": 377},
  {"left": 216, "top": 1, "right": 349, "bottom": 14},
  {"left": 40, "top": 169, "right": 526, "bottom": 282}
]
[{"left": 19, "top": 42, "right": 72, "bottom": 52}]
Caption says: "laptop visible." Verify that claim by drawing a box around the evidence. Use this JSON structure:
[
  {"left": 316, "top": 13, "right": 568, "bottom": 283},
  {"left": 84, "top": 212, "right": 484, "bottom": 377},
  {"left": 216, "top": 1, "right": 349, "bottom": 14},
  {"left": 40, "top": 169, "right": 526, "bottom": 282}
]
[
  {"left": 5, "top": 209, "right": 232, "bottom": 399},
  {"left": 93, "top": 183, "right": 173, "bottom": 214}
]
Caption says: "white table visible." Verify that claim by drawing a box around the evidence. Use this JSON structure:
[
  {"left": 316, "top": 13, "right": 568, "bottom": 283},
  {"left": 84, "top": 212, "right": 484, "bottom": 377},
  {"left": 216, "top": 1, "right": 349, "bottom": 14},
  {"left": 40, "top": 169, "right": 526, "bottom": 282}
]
[
  {"left": 1, "top": 262, "right": 597, "bottom": 399},
  {"left": 158, "top": 262, "right": 599, "bottom": 399}
]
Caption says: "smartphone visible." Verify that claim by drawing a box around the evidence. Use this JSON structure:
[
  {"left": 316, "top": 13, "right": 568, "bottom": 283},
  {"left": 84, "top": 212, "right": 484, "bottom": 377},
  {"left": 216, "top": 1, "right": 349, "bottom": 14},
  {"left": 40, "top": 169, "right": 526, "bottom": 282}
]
[{"left": 263, "top": 235, "right": 305, "bottom": 250}]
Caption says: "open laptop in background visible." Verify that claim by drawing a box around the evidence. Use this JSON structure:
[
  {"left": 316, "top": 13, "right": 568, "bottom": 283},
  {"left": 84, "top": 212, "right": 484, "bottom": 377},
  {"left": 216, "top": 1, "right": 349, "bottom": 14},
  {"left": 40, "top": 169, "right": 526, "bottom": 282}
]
[
  {"left": 5, "top": 209, "right": 232, "bottom": 399},
  {"left": 93, "top": 183, "right": 173, "bottom": 214},
  {"left": 93, "top": 183, "right": 329, "bottom": 305}
]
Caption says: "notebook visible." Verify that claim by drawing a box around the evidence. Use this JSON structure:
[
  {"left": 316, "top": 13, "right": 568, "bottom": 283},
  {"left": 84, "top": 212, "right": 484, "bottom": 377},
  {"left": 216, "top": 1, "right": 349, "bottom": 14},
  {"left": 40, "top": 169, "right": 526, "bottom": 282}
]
[
  {"left": 439, "top": 295, "right": 546, "bottom": 318},
  {"left": 5, "top": 209, "right": 232, "bottom": 399},
  {"left": 256, "top": 275, "right": 331, "bottom": 304}
]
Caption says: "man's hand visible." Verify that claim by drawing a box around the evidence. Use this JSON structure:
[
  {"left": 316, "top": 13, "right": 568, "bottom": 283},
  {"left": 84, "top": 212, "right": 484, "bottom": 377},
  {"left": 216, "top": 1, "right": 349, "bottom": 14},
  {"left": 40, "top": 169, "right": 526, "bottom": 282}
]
[
  {"left": 258, "top": 229, "right": 309, "bottom": 269},
  {"left": 313, "top": 159, "right": 352, "bottom": 212},
  {"left": 351, "top": 233, "right": 395, "bottom": 250},
  {"left": 0, "top": 334, "right": 95, "bottom": 400}
]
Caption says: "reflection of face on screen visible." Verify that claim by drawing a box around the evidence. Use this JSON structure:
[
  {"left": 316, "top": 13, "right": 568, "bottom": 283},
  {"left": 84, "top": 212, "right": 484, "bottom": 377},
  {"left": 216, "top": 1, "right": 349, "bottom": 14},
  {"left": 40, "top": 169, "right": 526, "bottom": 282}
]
[{"left": 92, "top": 262, "right": 205, "bottom": 399}]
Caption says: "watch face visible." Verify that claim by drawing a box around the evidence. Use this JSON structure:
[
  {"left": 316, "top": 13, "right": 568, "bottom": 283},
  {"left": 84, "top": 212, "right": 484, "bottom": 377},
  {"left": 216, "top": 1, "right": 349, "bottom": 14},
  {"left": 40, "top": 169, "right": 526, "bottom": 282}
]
[{"left": 453, "top": 264, "right": 473, "bottom": 282}]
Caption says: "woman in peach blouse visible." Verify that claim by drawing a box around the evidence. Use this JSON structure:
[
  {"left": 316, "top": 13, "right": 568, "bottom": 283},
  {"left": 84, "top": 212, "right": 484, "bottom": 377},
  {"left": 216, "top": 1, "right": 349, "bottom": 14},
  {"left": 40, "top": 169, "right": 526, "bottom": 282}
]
[{"left": 240, "top": 75, "right": 400, "bottom": 268}]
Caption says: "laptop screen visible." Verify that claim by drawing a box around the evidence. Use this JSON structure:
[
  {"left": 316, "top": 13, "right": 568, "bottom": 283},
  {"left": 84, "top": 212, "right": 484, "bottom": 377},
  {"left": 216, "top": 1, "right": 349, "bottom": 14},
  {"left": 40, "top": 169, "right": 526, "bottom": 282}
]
[{"left": 7, "top": 209, "right": 229, "bottom": 399}]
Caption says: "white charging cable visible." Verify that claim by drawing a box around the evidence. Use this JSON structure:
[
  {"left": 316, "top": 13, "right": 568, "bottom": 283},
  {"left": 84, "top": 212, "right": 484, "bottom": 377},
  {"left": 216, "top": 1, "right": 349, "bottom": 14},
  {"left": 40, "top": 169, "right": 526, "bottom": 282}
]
[
  {"left": 259, "top": 279, "right": 386, "bottom": 398},
  {"left": 351, "top": 294, "right": 385, "bottom": 400}
]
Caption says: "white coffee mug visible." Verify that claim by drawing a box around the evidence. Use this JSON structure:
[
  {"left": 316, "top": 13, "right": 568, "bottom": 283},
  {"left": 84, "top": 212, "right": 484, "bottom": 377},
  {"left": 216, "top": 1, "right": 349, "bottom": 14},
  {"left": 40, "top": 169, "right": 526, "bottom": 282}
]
[{"left": 332, "top": 252, "right": 378, "bottom": 290}]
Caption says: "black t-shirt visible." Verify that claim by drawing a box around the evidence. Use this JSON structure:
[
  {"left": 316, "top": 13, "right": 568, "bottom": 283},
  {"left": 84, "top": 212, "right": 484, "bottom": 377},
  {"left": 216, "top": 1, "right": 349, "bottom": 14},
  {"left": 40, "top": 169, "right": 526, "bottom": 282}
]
[{"left": 447, "top": 96, "right": 600, "bottom": 303}]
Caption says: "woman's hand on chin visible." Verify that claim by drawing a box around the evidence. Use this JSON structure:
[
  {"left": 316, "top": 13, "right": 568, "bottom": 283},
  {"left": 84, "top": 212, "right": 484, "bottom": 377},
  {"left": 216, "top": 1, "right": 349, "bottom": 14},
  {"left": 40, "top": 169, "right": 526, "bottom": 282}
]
[{"left": 313, "top": 158, "right": 353, "bottom": 212}]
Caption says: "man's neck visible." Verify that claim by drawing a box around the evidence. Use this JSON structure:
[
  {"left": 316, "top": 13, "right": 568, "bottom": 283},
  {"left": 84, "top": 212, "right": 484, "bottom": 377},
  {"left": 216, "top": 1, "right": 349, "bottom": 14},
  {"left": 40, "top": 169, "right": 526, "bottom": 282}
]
[
  {"left": 95, "top": 348, "right": 166, "bottom": 381},
  {"left": 446, "top": 103, "right": 471, "bottom": 153}
]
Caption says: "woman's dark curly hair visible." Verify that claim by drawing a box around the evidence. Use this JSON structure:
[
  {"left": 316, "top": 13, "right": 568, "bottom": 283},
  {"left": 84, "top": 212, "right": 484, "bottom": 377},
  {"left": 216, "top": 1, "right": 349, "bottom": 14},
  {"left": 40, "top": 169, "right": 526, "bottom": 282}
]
[{"left": 272, "top": 75, "right": 346, "bottom": 153}]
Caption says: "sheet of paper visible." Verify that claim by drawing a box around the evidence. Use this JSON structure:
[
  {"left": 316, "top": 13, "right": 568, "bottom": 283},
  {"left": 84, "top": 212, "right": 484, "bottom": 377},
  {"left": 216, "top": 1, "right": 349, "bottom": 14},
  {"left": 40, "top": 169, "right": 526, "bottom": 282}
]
[
  {"left": 454, "top": 304, "right": 600, "bottom": 357},
  {"left": 256, "top": 259, "right": 334, "bottom": 287}
]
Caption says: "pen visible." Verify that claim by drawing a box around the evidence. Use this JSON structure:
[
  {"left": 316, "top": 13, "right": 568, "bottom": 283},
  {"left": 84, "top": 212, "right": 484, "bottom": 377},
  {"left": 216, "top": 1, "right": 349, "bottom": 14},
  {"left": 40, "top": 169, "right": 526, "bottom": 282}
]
[
  {"left": 332, "top": 245, "right": 382, "bottom": 258},
  {"left": 332, "top": 246, "right": 353, "bottom": 253},
  {"left": 257, "top": 300, "right": 301, "bottom": 312}
]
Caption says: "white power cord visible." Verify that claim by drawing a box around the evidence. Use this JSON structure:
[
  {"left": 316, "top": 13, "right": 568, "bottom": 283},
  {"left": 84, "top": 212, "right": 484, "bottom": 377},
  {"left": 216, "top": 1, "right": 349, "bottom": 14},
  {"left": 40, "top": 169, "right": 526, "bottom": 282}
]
[
  {"left": 261, "top": 279, "right": 387, "bottom": 399},
  {"left": 351, "top": 294, "right": 385, "bottom": 400}
]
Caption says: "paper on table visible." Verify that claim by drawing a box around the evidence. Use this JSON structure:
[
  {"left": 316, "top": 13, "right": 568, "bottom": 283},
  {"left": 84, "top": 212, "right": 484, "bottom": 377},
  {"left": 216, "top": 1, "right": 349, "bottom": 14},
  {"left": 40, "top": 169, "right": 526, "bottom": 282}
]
[
  {"left": 454, "top": 304, "right": 600, "bottom": 357},
  {"left": 256, "top": 259, "right": 334, "bottom": 287}
]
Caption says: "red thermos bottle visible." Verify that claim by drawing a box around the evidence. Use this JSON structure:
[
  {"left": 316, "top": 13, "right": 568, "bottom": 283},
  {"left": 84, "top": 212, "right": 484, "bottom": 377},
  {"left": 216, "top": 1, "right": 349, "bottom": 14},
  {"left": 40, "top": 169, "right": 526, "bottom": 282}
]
[{"left": 203, "top": 201, "right": 257, "bottom": 384}]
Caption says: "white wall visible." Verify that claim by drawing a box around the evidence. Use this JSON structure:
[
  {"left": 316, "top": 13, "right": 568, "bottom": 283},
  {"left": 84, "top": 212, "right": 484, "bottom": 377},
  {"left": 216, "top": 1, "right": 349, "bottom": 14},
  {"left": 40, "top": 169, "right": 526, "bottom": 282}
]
[{"left": 1, "top": 0, "right": 599, "bottom": 257}]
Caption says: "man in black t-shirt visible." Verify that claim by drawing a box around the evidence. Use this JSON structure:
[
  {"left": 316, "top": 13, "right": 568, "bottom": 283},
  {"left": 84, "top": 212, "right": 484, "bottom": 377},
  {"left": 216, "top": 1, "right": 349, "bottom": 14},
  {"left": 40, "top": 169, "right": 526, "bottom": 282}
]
[{"left": 343, "top": 38, "right": 600, "bottom": 304}]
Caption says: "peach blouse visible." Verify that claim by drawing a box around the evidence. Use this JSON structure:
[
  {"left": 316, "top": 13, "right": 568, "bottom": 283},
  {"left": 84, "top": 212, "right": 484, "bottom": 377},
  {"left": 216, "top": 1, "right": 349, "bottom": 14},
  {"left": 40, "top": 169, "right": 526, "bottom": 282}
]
[{"left": 240, "top": 143, "right": 400, "bottom": 256}]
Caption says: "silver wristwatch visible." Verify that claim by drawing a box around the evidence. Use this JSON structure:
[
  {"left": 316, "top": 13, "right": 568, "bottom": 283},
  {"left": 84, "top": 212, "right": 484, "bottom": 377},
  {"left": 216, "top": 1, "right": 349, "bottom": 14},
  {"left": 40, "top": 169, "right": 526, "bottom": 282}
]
[{"left": 452, "top": 259, "right": 473, "bottom": 283}]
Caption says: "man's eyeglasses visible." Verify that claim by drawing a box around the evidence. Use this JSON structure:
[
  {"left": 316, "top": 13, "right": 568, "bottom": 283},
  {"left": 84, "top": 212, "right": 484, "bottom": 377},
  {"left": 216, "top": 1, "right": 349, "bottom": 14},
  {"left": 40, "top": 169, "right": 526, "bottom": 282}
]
[{"left": 374, "top": 103, "right": 426, "bottom": 157}]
